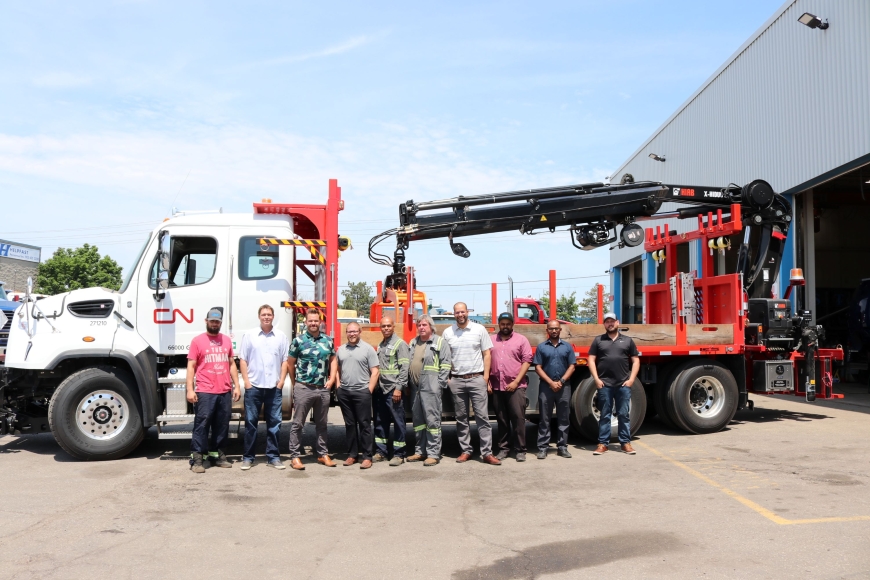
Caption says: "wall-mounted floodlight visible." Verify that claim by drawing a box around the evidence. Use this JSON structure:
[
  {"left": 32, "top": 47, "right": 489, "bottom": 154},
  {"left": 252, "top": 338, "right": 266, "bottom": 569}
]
[
  {"left": 798, "top": 12, "right": 828, "bottom": 30},
  {"left": 648, "top": 153, "right": 666, "bottom": 162}
]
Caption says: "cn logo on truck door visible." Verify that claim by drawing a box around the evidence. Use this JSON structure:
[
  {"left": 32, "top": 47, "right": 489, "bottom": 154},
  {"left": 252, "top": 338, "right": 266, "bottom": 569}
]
[{"left": 153, "top": 309, "right": 195, "bottom": 324}]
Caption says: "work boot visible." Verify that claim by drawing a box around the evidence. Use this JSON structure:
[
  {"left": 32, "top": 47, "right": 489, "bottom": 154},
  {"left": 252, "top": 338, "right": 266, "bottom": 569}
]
[
  {"left": 536, "top": 449, "right": 547, "bottom": 460},
  {"left": 214, "top": 450, "right": 233, "bottom": 468},
  {"left": 621, "top": 443, "right": 637, "bottom": 455},
  {"left": 406, "top": 454, "right": 425, "bottom": 462},
  {"left": 372, "top": 453, "right": 387, "bottom": 463},
  {"left": 389, "top": 456, "right": 404, "bottom": 467},
  {"left": 557, "top": 447, "right": 572, "bottom": 459},
  {"left": 593, "top": 444, "right": 609, "bottom": 455},
  {"left": 423, "top": 458, "right": 439, "bottom": 467},
  {"left": 190, "top": 453, "right": 205, "bottom": 473},
  {"left": 496, "top": 450, "right": 510, "bottom": 460}
]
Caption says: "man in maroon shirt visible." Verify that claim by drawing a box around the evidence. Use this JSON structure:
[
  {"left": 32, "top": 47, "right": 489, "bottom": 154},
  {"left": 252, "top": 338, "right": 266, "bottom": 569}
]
[{"left": 488, "top": 312, "right": 533, "bottom": 462}]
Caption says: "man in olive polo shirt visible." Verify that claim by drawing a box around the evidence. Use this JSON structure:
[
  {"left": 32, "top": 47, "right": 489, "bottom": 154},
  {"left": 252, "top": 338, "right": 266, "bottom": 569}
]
[{"left": 589, "top": 312, "right": 640, "bottom": 455}]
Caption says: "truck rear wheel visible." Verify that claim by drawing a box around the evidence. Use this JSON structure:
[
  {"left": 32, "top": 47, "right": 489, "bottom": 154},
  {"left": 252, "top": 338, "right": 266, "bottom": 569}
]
[
  {"left": 666, "top": 360, "right": 739, "bottom": 434},
  {"left": 48, "top": 366, "right": 145, "bottom": 460},
  {"left": 569, "top": 377, "right": 646, "bottom": 442}
]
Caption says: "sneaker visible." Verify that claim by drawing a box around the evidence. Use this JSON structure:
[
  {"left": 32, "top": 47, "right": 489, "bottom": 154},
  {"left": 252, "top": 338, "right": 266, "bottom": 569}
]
[
  {"left": 515, "top": 452, "right": 526, "bottom": 462},
  {"left": 190, "top": 452, "right": 205, "bottom": 473},
  {"left": 557, "top": 448, "right": 572, "bottom": 459},
  {"left": 240, "top": 460, "right": 253, "bottom": 471},
  {"left": 389, "top": 456, "right": 404, "bottom": 467},
  {"left": 214, "top": 451, "right": 233, "bottom": 468},
  {"left": 423, "top": 458, "right": 439, "bottom": 466},
  {"left": 372, "top": 453, "right": 387, "bottom": 463},
  {"left": 268, "top": 459, "right": 287, "bottom": 469},
  {"left": 593, "top": 444, "right": 609, "bottom": 455},
  {"left": 536, "top": 450, "right": 547, "bottom": 460},
  {"left": 621, "top": 443, "right": 637, "bottom": 455},
  {"left": 496, "top": 450, "right": 510, "bottom": 460}
]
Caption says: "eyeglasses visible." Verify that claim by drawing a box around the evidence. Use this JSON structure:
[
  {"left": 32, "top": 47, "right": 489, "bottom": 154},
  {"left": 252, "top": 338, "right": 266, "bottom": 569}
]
[{"left": 346, "top": 330, "right": 361, "bottom": 335}]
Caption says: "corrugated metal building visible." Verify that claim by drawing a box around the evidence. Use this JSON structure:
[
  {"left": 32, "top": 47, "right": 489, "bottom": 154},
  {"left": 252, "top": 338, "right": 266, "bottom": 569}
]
[{"left": 609, "top": 0, "right": 870, "bottom": 351}]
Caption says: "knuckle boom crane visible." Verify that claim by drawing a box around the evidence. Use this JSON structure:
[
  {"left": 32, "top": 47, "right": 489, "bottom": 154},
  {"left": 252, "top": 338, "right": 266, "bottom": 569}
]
[{"left": 370, "top": 177, "right": 841, "bottom": 438}]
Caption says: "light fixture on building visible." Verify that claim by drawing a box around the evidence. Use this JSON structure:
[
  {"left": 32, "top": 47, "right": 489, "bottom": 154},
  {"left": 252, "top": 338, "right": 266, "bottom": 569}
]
[
  {"left": 798, "top": 12, "right": 828, "bottom": 30},
  {"left": 648, "top": 153, "right": 666, "bottom": 162}
]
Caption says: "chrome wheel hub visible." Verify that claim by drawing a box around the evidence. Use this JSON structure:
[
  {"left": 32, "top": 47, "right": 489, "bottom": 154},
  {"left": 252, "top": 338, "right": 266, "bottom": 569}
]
[
  {"left": 75, "top": 391, "right": 129, "bottom": 440},
  {"left": 688, "top": 376, "right": 725, "bottom": 417}
]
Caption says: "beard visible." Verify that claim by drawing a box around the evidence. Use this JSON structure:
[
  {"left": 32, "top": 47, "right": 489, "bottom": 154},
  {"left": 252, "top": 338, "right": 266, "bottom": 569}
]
[{"left": 206, "top": 322, "right": 220, "bottom": 335}]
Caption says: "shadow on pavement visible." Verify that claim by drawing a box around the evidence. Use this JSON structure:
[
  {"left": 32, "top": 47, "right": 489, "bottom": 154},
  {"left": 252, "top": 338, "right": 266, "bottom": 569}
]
[{"left": 451, "top": 531, "right": 681, "bottom": 580}]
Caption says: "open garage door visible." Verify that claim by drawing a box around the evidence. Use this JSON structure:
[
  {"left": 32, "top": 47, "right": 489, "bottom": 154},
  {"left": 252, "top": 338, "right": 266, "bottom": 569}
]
[{"left": 801, "top": 164, "right": 870, "bottom": 381}]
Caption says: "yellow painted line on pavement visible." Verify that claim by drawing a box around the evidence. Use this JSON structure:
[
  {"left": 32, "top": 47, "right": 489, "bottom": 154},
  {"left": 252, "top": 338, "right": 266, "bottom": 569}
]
[{"left": 637, "top": 441, "right": 870, "bottom": 526}]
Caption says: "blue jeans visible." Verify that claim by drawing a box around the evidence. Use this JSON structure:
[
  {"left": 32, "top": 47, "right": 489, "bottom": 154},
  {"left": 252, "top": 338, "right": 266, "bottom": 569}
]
[
  {"left": 597, "top": 386, "right": 631, "bottom": 445},
  {"left": 243, "top": 387, "right": 283, "bottom": 462}
]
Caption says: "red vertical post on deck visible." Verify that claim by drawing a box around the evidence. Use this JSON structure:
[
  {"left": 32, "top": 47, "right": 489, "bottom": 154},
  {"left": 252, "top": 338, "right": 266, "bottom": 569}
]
[
  {"left": 491, "top": 283, "right": 498, "bottom": 324},
  {"left": 597, "top": 283, "right": 604, "bottom": 324},
  {"left": 549, "top": 270, "right": 557, "bottom": 322}
]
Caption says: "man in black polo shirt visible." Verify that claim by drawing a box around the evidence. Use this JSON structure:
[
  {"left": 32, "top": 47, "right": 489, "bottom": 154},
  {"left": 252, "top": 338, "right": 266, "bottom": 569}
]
[{"left": 588, "top": 312, "right": 640, "bottom": 455}]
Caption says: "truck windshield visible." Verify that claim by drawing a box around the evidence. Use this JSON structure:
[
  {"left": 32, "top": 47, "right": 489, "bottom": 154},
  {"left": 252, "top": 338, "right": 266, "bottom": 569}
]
[{"left": 119, "top": 234, "right": 152, "bottom": 293}]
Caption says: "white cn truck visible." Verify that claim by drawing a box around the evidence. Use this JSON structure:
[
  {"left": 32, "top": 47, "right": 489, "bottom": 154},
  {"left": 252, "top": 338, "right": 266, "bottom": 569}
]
[{"left": 0, "top": 180, "right": 345, "bottom": 460}]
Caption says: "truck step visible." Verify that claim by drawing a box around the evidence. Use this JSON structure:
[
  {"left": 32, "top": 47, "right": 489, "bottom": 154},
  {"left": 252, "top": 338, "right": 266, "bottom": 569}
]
[
  {"left": 157, "top": 413, "right": 242, "bottom": 422},
  {"left": 158, "top": 377, "right": 188, "bottom": 384},
  {"left": 157, "top": 425, "right": 242, "bottom": 440}
]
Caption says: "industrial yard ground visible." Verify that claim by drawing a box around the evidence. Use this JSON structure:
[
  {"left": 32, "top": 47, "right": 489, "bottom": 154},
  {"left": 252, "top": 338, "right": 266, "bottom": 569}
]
[{"left": 2, "top": 386, "right": 870, "bottom": 579}]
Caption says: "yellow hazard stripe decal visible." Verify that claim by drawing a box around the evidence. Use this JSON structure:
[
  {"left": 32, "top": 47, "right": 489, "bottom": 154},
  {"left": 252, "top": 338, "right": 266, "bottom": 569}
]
[
  {"left": 258, "top": 238, "right": 326, "bottom": 247},
  {"left": 281, "top": 301, "right": 327, "bottom": 308}
]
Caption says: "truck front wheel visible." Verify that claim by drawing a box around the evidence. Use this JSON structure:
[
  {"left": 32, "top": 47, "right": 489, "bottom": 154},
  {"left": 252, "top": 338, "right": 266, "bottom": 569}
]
[
  {"left": 569, "top": 377, "right": 646, "bottom": 442},
  {"left": 48, "top": 366, "right": 145, "bottom": 460}
]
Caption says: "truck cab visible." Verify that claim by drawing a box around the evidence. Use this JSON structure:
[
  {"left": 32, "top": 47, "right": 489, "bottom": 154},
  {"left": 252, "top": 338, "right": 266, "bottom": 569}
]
[{"left": 1, "top": 181, "right": 343, "bottom": 459}]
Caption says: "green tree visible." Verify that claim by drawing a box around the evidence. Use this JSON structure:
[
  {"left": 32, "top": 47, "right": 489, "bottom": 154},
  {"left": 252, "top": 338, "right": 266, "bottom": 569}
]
[
  {"left": 340, "top": 281, "right": 375, "bottom": 318},
  {"left": 540, "top": 290, "right": 581, "bottom": 322},
  {"left": 578, "top": 284, "right": 612, "bottom": 322},
  {"left": 36, "top": 244, "right": 123, "bottom": 295}
]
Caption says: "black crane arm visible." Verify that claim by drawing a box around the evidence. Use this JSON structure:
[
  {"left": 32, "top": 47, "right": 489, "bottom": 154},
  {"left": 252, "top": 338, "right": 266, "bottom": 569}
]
[{"left": 369, "top": 179, "right": 792, "bottom": 299}]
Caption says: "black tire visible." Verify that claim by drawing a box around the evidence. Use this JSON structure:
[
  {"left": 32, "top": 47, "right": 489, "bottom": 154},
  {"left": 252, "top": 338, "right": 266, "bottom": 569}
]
[
  {"left": 569, "top": 377, "right": 646, "bottom": 442},
  {"left": 48, "top": 366, "right": 145, "bottom": 460},
  {"left": 666, "top": 360, "right": 739, "bottom": 435},
  {"left": 653, "top": 363, "right": 682, "bottom": 429}
]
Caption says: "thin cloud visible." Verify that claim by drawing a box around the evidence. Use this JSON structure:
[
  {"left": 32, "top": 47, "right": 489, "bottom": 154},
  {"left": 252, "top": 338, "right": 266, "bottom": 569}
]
[
  {"left": 32, "top": 72, "right": 93, "bottom": 88},
  {"left": 230, "top": 35, "right": 374, "bottom": 72}
]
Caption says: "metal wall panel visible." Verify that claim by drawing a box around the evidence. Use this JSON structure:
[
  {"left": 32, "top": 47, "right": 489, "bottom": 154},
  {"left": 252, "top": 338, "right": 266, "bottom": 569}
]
[{"left": 609, "top": 0, "right": 870, "bottom": 195}]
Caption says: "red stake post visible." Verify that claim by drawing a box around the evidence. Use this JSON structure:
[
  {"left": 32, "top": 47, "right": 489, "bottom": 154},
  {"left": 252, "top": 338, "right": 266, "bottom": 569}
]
[
  {"left": 492, "top": 283, "right": 498, "bottom": 324},
  {"left": 549, "top": 270, "right": 557, "bottom": 322},
  {"left": 597, "top": 283, "right": 604, "bottom": 324}
]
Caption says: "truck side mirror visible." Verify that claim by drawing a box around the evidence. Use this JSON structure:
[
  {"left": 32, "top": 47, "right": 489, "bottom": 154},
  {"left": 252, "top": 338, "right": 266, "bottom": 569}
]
[{"left": 155, "top": 231, "right": 171, "bottom": 300}]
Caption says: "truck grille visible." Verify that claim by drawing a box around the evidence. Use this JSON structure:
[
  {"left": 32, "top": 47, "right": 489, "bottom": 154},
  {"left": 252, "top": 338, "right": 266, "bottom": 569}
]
[
  {"left": 0, "top": 313, "right": 12, "bottom": 346},
  {"left": 68, "top": 300, "right": 114, "bottom": 318}
]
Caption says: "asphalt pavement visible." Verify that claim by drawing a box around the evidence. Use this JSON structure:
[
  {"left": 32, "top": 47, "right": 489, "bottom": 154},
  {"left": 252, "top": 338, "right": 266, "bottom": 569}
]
[{"left": 2, "top": 385, "right": 870, "bottom": 579}]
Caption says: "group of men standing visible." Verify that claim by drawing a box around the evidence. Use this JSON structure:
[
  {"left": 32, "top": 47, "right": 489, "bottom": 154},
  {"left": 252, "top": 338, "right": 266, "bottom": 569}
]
[{"left": 186, "top": 302, "right": 640, "bottom": 473}]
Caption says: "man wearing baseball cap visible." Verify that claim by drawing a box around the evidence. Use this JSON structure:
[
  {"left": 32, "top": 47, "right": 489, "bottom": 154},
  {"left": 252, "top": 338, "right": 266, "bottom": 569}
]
[
  {"left": 488, "top": 312, "right": 533, "bottom": 462},
  {"left": 588, "top": 312, "right": 640, "bottom": 455},
  {"left": 187, "top": 306, "right": 242, "bottom": 473}
]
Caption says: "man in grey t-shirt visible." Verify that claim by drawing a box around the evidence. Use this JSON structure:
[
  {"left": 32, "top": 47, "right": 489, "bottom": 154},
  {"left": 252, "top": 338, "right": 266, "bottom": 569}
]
[{"left": 336, "top": 322, "right": 380, "bottom": 469}]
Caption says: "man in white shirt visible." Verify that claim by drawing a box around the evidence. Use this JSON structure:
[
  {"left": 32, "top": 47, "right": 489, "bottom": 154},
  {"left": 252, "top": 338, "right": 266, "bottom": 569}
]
[
  {"left": 442, "top": 302, "right": 501, "bottom": 465},
  {"left": 238, "top": 305, "right": 289, "bottom": 471}
]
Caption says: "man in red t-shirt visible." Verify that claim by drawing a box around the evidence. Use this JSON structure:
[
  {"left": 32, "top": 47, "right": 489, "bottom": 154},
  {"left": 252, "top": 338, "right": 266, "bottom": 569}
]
[{"left": 187, "top": 306, "right": 241, "bottom": 473}]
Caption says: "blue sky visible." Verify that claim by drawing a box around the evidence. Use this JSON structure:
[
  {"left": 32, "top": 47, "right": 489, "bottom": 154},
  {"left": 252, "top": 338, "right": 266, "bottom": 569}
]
[{"left": 0, "top": 0, "right": 784, "bottom": 313}]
